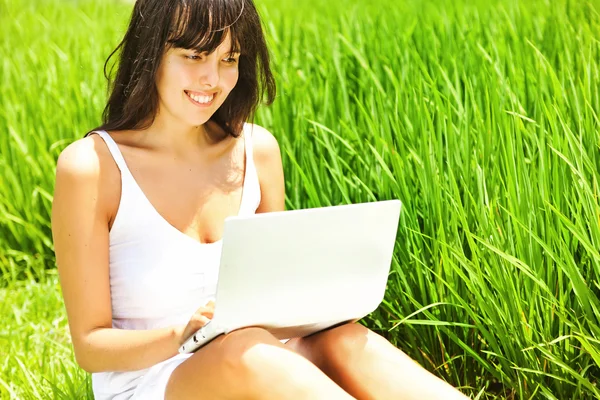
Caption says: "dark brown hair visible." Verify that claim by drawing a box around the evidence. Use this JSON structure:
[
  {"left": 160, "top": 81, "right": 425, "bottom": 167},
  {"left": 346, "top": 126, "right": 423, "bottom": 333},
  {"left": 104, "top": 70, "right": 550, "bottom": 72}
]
[{"left": 87, "top": 0, "right": 275, "bottom": 138}]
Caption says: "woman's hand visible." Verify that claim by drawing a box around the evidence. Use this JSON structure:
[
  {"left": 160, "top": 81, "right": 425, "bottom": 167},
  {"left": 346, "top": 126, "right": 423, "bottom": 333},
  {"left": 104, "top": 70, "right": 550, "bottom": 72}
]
[{"left": 176, "top": 300, "right": 215, "bottom": 345}]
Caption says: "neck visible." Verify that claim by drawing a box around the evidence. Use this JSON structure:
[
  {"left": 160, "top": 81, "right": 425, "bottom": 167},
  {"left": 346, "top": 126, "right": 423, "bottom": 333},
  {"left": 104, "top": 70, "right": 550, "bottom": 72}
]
[{"left": 136, "top": 114, "right": 229, "bottom": 160}]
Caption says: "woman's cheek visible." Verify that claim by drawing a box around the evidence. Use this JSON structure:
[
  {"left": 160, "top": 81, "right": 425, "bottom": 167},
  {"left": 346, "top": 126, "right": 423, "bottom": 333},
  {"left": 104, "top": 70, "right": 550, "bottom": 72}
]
[
  {"left": 223, "top": 68, "right": 239, "bottom": 91},
  {"left": 181, "top": 65, "right": 199, "bottom": 84}
]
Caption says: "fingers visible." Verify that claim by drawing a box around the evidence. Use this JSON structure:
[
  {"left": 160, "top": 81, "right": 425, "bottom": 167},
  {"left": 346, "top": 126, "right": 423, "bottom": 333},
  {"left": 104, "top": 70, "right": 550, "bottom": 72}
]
[
  {"left": 195, "top": 305, "right": 214, "bottom": 319},
  {"left": 196, "top": 300, "right": 215, "bottom": 318},
  {"left": 180, "top": 314, "right": 211, "bottom": 344},
  {"left": 191, "top": 314, "right": 211, "bottom": 327},
  {"left": 188, "top": 312, "right": 211, "bottom": 329},
  {"left": 179, "top": 301, "right": 217, "bottom": 344}
]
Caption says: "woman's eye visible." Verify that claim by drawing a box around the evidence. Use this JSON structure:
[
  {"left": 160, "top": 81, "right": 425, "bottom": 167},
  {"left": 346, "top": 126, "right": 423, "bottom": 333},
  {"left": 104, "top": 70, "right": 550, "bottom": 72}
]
[
  {"left": 183, "top": 52, "right": 238, "bottom": 63},
  {"left": 185, "top": 53, "right": 204, "bottom": 60}
]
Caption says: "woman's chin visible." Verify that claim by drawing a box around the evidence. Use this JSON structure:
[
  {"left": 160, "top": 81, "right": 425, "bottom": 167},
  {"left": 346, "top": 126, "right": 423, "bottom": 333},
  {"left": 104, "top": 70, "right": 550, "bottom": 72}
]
[{"left": 184, "top": 116, "right": 212, "bottom": 128}]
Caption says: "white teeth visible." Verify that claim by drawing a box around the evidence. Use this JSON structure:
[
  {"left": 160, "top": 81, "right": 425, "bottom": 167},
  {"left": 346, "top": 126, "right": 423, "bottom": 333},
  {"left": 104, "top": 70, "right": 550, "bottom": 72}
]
[{"left": 187, "top": 92, "right": 214, "bottom": 104}]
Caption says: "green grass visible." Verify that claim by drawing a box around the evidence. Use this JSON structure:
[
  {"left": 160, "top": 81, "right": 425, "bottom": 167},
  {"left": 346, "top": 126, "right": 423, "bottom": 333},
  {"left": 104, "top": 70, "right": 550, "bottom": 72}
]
[
  {"left": 1, "top": 0, "right": 600, "bottom": 398},
  {"left": 0, "top": 271, "right": 91, "bottom": 399}
]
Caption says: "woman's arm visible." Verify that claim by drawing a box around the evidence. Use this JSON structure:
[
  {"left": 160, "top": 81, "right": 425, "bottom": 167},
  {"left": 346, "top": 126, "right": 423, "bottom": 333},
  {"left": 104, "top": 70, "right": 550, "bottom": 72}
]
[
  {"left": 51, "top": 137, "right": 183, "bottom": 373},
  {"left": 251, "top": 124, "right": 285, "bottom": 213}
]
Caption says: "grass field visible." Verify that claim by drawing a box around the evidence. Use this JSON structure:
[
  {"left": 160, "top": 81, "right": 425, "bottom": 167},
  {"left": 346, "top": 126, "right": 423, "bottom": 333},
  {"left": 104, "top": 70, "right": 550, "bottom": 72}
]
[{"left": 1, "top": 0, "right": 599, "bottom": 398}]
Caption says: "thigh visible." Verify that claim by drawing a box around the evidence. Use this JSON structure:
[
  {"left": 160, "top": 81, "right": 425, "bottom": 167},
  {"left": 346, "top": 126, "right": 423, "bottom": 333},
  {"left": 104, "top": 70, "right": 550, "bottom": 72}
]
[{"left": 164, "top": 327, "right": 289, "bottom": 400}]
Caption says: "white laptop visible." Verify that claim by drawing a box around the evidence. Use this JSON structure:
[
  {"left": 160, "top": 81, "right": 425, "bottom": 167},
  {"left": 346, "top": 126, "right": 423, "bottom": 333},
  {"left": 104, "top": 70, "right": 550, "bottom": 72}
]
[{"left": 179, "top": 199, "right": 402, "bottom": 353}]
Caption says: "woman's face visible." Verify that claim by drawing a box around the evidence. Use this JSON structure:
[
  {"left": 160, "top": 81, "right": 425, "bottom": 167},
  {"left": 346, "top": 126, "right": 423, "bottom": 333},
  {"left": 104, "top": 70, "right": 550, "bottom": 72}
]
[{"left": 155, "top": 32, "right": 240, "bottom": 128}]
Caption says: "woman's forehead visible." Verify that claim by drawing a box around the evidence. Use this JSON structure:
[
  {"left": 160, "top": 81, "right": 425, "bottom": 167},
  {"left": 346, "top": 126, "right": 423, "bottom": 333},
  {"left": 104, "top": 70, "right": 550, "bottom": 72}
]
[
  {"left": 167, "top": 1, "right": 244, "bottom": 54},
  {"left": 214, "top": 32, "right": 235, "bottom": 52},
  {"left": 171, "top": 31, "right": 240, "bottom": 54}
]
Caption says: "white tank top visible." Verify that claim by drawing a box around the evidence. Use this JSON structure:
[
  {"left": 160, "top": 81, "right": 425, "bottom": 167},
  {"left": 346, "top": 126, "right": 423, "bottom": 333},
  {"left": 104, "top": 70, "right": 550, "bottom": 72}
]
[{"left": 87, "top": 124, "right": 261, "bottom": 398}]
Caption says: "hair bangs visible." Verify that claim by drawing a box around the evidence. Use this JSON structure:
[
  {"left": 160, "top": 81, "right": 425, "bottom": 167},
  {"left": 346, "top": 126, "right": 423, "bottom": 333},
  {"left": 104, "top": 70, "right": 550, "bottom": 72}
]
[{"left": 167, "top": 0, "right": 245, "bottom": 55}]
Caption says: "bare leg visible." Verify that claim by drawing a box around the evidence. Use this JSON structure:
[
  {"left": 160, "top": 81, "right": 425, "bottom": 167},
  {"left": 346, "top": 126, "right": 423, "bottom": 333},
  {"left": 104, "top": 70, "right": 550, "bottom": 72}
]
[
  {"left": 286, "top": 323, "right": 469, "bottom": 400},
  {"left": 165, "top": 327, "right": 356, "bottom": 400}
]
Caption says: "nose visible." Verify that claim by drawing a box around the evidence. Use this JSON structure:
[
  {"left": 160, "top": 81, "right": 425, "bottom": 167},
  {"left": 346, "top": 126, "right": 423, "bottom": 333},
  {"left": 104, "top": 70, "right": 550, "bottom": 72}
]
[{"left": 199, "top": 58, "right": 220, "bottom": 88}]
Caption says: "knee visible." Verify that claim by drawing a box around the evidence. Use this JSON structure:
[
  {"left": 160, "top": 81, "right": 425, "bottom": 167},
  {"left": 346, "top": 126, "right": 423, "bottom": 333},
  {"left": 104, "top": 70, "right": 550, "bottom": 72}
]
[
  {"left": 220, "top": 327, "right": 316, "bottom": 398},
  {"left": 219, "top": 327, "right": 286, "bottom": 377},
  {"left": 166, "top": 328, "right": 287, "bottom": 399},
  {"left": 317, "top": 323, "right": 371, "bottom": 365}
]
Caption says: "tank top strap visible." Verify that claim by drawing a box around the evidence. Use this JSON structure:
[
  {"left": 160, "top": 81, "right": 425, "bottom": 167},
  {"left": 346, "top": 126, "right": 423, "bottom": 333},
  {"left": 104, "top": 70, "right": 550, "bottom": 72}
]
[
  {"left": 241, "top": 123, "right": 262, "bottom": 213},
  {"left": 243, "top": 123, "right": 254, "bottom": 166},
  {"left": 87, "top": 130, "right": 135, "bottom": 181}
]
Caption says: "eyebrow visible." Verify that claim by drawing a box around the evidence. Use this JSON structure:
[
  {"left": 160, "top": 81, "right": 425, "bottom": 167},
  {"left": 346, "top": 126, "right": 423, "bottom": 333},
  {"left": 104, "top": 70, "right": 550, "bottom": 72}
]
[{"left": 185, "top": 48, "right": 241, "bottom": 55}]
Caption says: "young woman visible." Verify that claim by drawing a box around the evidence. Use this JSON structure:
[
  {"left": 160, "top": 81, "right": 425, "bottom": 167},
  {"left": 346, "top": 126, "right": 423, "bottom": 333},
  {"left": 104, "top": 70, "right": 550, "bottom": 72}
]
[{"left": 51, "top": 0, "right": 469, "bottom": 398}]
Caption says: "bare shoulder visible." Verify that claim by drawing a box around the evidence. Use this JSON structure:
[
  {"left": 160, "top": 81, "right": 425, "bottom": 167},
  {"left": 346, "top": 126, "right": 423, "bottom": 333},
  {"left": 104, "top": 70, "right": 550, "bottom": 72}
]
[
  {"left": 56, "top": 135, "right": 105, "bottom": 178},
  {"left": 246, "top": 123, "right": 281, "bottom": 162},
  {"left": 246, "top": 123, "right": 285, "bottom": 212},
  {"left": 54, "top": 134, "right": 120, "bottom": 224}
]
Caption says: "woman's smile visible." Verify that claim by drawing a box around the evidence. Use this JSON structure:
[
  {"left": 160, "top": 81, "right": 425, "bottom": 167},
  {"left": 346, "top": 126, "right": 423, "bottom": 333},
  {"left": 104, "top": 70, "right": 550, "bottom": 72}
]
[{"left": 185, "top": 90, "right": 217, "bottom": 107}]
